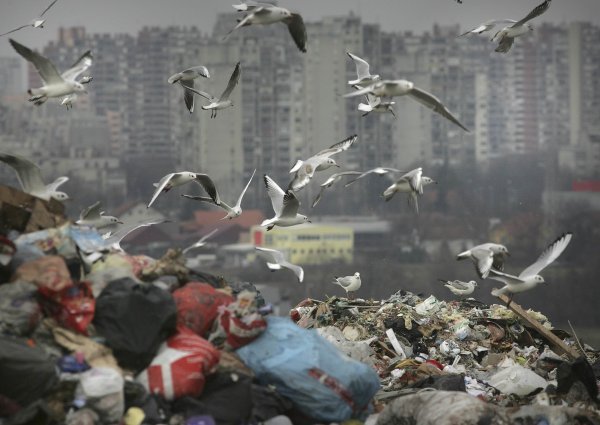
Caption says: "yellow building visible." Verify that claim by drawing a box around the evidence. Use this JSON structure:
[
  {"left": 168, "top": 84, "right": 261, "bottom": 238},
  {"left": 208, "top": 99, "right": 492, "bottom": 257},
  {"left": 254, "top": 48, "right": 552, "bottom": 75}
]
[{"left": 250, "top": 224, "right": 353, "bottom": 265}]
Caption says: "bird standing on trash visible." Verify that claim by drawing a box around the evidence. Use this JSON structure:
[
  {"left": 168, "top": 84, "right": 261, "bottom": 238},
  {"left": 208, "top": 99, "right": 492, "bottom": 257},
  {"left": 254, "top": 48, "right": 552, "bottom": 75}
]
[
  {"left": 456, "top": 242, "right": 510, "bottom": 279},
  {"left": 332, "top": 272, "right": 361, "bottom": 298},
  {"left": 439, "top": 279, "right": 477, "bottom": 297}
]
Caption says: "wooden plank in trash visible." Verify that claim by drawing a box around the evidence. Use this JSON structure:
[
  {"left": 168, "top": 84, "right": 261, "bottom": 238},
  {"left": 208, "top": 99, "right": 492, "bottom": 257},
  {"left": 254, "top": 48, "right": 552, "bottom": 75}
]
[{"left": 496, "top": 294, "right": 580, "bottom": 360}]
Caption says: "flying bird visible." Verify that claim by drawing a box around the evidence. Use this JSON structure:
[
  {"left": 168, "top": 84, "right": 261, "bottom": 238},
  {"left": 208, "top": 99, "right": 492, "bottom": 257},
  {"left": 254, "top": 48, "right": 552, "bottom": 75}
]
[
  {"left": 439, "top": 279, "right": 477, "bottom": 297},
  {"left": 9, "top": 39, "right": 92, "bottom": 105},
  {"left": 0, "top": 0, "right": 59, "bottom": 37},
  {"left": 488, "top": 233, "right": 572, "bottom": 303},
  {"left": 344, "top": 80, "right": 469, "bottom": 132},
  {"left": 0, "top": 152, "right": 69, "bottom": 201},
  {"left": 182, "top": 228, "right": 219, "bottom": 255},
  {"left": 457, "top": 243, "right": 510, "bottom": 279},
  {"left": 168, "top": 66, "right": 210, "bottom": 113},
  {"left": 147, "top": 172, "right": 220, "bottom": 208},
  {"left": 182, "top": 169, "right": 256, "bottom": 220},
  {"left": 382, "top": 167, "right": 436, "bottom": 213},
  {"left": 187, "top": 62, "right": 240, "bottom": 118},
  {"left": 332, "top": 272, "right": 361, "bottom": 298},
  {"left": 358, "top": 93, "right": 396, "bottom": 118},
  {"left": 227, "top": 3, "right": 307, "bottom": 52},
  {"left": 492, "top": 0, "right": 552, "bottom": 53},
  {"left": 102, "top": 219, "right": 170, "bottom": 252},
  {"left": 457, "top": 19, "right": 518, "bottom": 37},
  {"left": 311, "top": 171, "right": 362, "bottom": 208},
  {"left": 261, "top": 175, "right": 310, "bottom": 231},
  {"left": 60, "top": 75, "right": 92, "bottom": 109},
  {"left": 288, "top": 134, "right": 357, "bottom": 192},
  {"left": 344, "top": 167, "right": 404, "bottom": 187},
  {"left": 76, "top": 202, "right": 122, "bottom": 229},
  {"left": 346, "top": 51, "right": 380, "bottom": 87},
  {"left": 255, "top": 246, "right": 304, "bottom": 283}
]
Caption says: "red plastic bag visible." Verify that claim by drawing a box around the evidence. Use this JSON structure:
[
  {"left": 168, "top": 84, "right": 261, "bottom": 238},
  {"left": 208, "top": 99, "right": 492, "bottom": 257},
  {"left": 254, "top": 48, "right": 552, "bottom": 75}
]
[
  {"left": 136, "top": 327, "right": 220, "bottom": 400},
  {"left": 38, "top": 281, "right": 95, "bottom": 335},
  {"left": 173, "top": 282, "right": 233, "bottom": 337}
]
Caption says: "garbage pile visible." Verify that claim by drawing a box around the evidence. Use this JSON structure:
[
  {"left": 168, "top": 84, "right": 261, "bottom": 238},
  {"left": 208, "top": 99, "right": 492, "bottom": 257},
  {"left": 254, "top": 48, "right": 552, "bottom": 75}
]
[{"left": 0, "top": 201, "right": 599, "bottom": 425}]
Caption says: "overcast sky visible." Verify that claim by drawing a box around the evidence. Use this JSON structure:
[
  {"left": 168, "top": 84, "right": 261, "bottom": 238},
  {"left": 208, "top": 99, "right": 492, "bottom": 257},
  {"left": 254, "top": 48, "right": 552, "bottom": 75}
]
[{"left": 1, "top": 0, "right": 599, "bottom": 56}]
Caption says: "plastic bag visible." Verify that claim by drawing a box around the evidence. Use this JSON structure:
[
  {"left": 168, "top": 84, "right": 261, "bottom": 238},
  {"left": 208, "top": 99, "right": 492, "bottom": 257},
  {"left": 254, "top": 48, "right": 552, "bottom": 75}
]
[
  {"left": 76, "top": 367, "right": 124, "bottom": 424},
  {"left": 12, "top": 255, "right": 72, "bottom": 291},
  {"left": 0, "top": 281, "right": 42, "bottom": 336},
  {"left": 236, "top": 317, "right": 380, "bottom": 422},
  {"left": 38, "top": 281, "right": 95, "bottom": 335},
  {"left": 173, "top": 282, "right": 233, "bottom": 337}
]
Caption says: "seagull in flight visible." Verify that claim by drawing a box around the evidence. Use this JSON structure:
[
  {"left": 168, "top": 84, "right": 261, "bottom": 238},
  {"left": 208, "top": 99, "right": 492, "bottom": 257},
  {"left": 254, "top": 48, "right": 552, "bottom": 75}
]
[
  {"left": 255, "top": 246, "right": 304, "bottom": 283},
  {"left": 76, "top": 202, "right": 122, "bottom": 229},
  {"left": 457, "top": 242, "right": 510, "bottom": 279},
  {"left": 147, "top": 172, "right": 220, "bottom": 208},
  {"left": 492, "top": 0, "right": 552, "bottom": 53},
  {"left": 0, "top": 0, "right": 59, "bottom": 37},
  {"left": 458, "top": 19, "right": 518, "bottom": 37},
  {"left": 288, "top": 134, "right": 357, "bottom": 192},
  {"left": 187, "top": 62, "right": 240, "bottom": 118},
  {"left": 0, "top": 152, "right": 69, "bottom": 201},
  {"left": 332, "top": 272, "right": 361, "bottom": 298},
  {"left": 102, "top": 219, "right": 170, "bottom": 252},
  {"left": 10, "top": 39, "right": 92, "bottom": 105},
  {"left": 60, "top": 75, "right": 92, "bottom": 110},
  {"left": 311, "top": 171, "right": 362, "bottom": 208},
  {"left": 168, "top": 66, "right": 210, "bottom": 113},
  {"left": 228, "top": 3, "right": 307, "bottom": 52},
  {"left": 344, "top": 167, "right": 404, "bottom": 187},
  {"left": 346, "top": 52, "right": 380, "bottom": 87},
  {"left": 439, "top": 279, "right": 477, "bottom": 297},
  {"left": 358, "top": 93, "right": 396, "bottom": 118},
  {"left": 344, "top": 80, "right": 469, "bottom": 132},
  {"left": 382, "top": 167, "right": 436, "bottom": 213},
  {"left": 261, "top": 175, "right": 310, "bottom": 231},
  {"left": 488, "top": 233, "right": 572, "bottom": 304},
  {"left": 182, "top": 169, "right": 256, "bottom": 220},
  {"left": 182, "top": 228, "right": 219, "bottom": 255}
]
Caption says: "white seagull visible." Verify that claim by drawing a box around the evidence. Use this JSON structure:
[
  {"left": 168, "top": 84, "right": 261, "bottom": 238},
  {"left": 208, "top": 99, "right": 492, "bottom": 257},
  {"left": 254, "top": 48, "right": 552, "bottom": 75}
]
[
  {"left": 60, "top": 75, "right": 92, "bottom": 110},
  {"left": 488, "top": 233, "right": 572, "bottom": 302},
  {"left": 182, "top": 169, "right": 256, "bottom": 220},
  {"left": 187, "top": 62, "right": 240, "bottom": 118},
  {"left": 147, "top": 172, "right": 220, "bottom": 208},
  {"left": 0, "top": 152, "right": 69, "bottom": 201},
  {"left": 261, "top": 175, "right": 310, "bottom": 231},
  {"left": 228, "top": 3, "right": 307, "bottom": 52},
  {"left": 288, "top": 134, "right": 357, "bottom": 192},
  {"left": 346, "top": 51, "right": 380, "bottom": 87},
  {"left": 182, "top": 228, "right": 219, "bottom": 255},
  {"left": 344, "top": 80, "right": 469, "bottom": 132},
  {"left": 311, "top": 171, "right": 362, "bottom": 208},
  {"left": 102, "top": 219, "right": 170, "bottom": 252},
  {"left": 0, "top": 0, "right": 59, "bottom": 37},
  {"left": 492, "top": 0, "right": 552, "bottom": 53},
  {"left": 168, "top": 66, "right": 210, "bottom": 113},
  {"left": 457, "top": 243, "right": 510, "bottom": 279},
  {"left": 76, "top": 202, "right": 122, "bottom": 229},
  {"left": 358, "top": 93, "right": 396, "bottom": 118},
  {"left": 439, "top": 279, "right": 477, "bottom": 297},
  {"left": 10, "top": 39, "right": 92, "bottom": 105},
  {"left": 332, "top": 272, "right": 361, "bottom": 297},
  {"left": 382, "top": 168, "right": 436, "bottom": 213},
  {"left": 344, "top": 167, "right": 404, "bottom": 187},
  {"left": 255, "top": 246, "right": 304, "bottom": 283},
  {"left": 458, "top": 19, "right": 517, "bottom": 38}
]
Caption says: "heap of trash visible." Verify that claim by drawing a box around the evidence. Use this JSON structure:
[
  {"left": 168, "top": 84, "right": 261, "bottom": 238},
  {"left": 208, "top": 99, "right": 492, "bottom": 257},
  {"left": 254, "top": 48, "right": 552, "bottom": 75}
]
[{"left": 0, "top": 192, "right": 599, "bottom": 425}]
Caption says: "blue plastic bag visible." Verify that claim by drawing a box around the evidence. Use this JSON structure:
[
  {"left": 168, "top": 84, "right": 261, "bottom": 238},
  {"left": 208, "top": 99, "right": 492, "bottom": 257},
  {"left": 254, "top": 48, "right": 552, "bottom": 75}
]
[{"left": 236, "top": 316, "right": 380, "bottom": 422}]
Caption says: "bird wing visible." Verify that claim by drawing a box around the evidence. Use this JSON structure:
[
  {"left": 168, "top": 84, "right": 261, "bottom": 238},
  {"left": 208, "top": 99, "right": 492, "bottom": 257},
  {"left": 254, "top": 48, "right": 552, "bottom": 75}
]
[
  {"left": 9, "top": 39, "right": 63, "bottom": 85},
  {"left": 365, "top": 93, "right": 381, "bottom": 107},
  {"left": 181, "top": 194, "right": 226, "bottom": 208},
  {"left": 315, "top": 134, "right": 358, "bottom": 158},
  {"left": 80, "top": 201, "right": 101, "bottom": 220},
  {"left": 519, "top": 232, "right": 572, "bottom": 279},
  {"left": 408, "top": 87, "right": 469, "bottom": 132},
  {"left": 104, "top": 219, "right": 169, "bottom": 249},
  {"left": 289, "top": 159, "right": 303, "bottom": 173},
  {"left": 458, "top": 19, "right": 517, "bottom": 37},
  {"left": 194, "top": 174, "right": 221, "bottom": 205},
  {"left": 233, "top": 1, "right": 278, "bottom": 12},
  {"left": 198, "top": 228, "right": 219, "bottom": 244},
  {"left": 286, "top": 13, "right": 307, "bottom": 53},
  {"left": 264, "top": 174, "right": 285, "bottom": 216},
  {"left": 39, "top": 0, "right": 59, "bottom": 17},
  {"left": 186, "top": 65, "right": 210, "bottom": 79},
  {"left": 0, "top": 152, "right": 46, "bottom": 193},
  {"left": 311, "top": 187, "right": 326, "bottom": 208},
  {"left": 345, "top": 168, "right": 400, "bottom": 187},
  {"left": 255, "top": 246, "right": 284, "bottom": 263},
  {"left": 495, "top": 35, "right": 514, "bottom": 53},
  {"left": 219, "top": 62, "right": 241, "bottom": 101},
  {"left": 488, "top": 269, "right": 526, "bottom": 286},
  {"left": 61, "top": 50, "right": 93, "bottom": 82},
  {"left": 179, "top": 80, "right": 195, "bottom": 113},
  {"left": 471, "top": 248, "right": 495, "bottom": 279},
  {"left": 281, "top": 260, "right": 304, "bottom": 282},
  {"left": 45, "top": 176, "right": 68, "bottom": 192},
  {"left": 147, "top": 173, "right": 175, "bottom": 208},
  {"left": 0, "top": 25, "right": 30, "bottom": 37},
  {"left": 513, "top": 0, "right": 551, "bottom": 27},
  {"left": 343, "top": 83, "right": 378, "bottom": 98},
  {"left": 407, "top": 191, "right": 419, "bottom": 214},
  {"left": 182, "top": 228, "right": 219, "bottom": 254},
  {"left": 347, "top": 51, "right": 371, "bottom": 80},
  {"left": 399, "top": 167, "right": 422, "bottom": 193},
  {"left": 235, "top": 169, "right": 256, "bottom": 208},
  {"left": 280, "top": 190, "right": 300, "bottom": 217}
]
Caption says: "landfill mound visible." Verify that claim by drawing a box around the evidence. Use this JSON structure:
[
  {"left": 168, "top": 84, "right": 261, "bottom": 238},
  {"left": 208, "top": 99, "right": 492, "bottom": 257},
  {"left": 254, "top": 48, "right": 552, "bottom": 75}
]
[{"left": 0, "top": 195, "right": 599, "bottom": 425}]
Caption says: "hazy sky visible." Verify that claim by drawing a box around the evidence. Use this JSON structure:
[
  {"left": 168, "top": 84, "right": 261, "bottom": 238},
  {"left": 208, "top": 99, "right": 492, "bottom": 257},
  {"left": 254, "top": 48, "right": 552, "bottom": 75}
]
[{"left": 1, "top": 0, "right": 599, "bottom": 56}]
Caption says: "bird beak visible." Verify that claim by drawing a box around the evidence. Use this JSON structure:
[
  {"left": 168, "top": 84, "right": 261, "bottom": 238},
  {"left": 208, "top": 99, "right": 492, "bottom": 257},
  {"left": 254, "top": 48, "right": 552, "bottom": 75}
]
[
  {"left": 117, "top": 221, "right": 124, "bottom": 224},
  {"left": 308, "top": 220, "right": 312, "bottom": 223},
  {"left": 433, "top": 180, "right": 438, "bottom": 184}
]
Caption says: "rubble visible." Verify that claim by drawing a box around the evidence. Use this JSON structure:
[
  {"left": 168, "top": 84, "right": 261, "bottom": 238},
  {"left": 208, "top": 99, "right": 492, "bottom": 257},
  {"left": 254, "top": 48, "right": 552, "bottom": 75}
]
[{"left": 0, "top": 195, "right": 599, "bottom": 425}]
